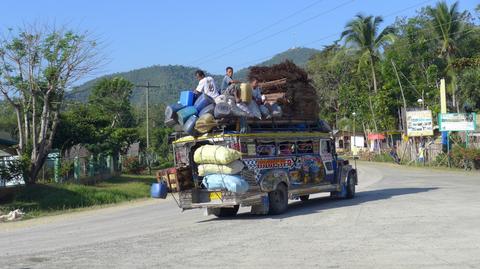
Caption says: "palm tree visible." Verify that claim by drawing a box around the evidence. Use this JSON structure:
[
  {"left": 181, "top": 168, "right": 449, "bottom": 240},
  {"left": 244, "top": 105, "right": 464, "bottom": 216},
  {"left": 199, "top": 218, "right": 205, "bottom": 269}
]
[
  {"left": 426, "top": 1, "right": 466, "bottom": 112},
  {"left": 341, "top": 14, "right": 394, "bottom": 94}
]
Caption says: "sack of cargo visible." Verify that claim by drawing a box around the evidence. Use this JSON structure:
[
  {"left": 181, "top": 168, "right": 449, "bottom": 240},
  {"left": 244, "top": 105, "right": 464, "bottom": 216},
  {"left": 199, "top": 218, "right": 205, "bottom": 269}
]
[
  {"left": 195, "top": 113, "right": 217, "bottom": 134},
  {"left": 199, "top": 103, "right": 215, "bottom": 116},
  {"left": 197, "top": 160, "right": 245, "bottom": 176},
  {"left": 214, "top": 102, "right": 233, "bottom": 118},
  {"left": 214, "top": 94, "right": 235, "bottom": 104},
  {"left": 193, "top": 93, "right": 213, "bottom": 112},
  {"left": 202, "top": 174, "right": 249, "bottom": 193},
  {"left": 231, "top": 104, "right": 249, "bottom": 117},
  {"left": 177, "top": 106, "right": 198, "bottom": 125},
  {"left": 194, "top": 145, "right": 242, "bottom": 165},
  {"left": 236, "top": 102, "right": 253, "bottom": 118}
]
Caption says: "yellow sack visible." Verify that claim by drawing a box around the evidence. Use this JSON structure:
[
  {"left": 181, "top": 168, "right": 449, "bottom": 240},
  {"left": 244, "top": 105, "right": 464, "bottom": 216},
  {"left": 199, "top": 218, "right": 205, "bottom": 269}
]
[
  {"left": 195, "top": 113, "right": 217, "bottom": 134},
  {"left": 198, "top": 160, "right": 245, "bottom": 176},
  {"left": 194, "top": 145, "right": 242, "bottom": 165}
]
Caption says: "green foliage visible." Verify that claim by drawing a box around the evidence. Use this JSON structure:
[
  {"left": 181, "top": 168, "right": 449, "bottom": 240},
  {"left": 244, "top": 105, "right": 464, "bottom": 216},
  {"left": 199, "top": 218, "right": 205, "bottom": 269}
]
[
  {"left": 89, "top": 77, "right": 135, "bottom": 128},
  {"left": 372, "top": 152, "right": 396, "bottom": 163},
  {"left": 0, "top": 158, "right": 27, "bottom": 182},
  {"left": 306, "top": 2, "right": 480, "bottom": 131},
  {"left": 59, "top": 160, "right": 74, "bottom": 178},
  {"left": 0, "top": 25, "right": 101, "bottom": 183},
  {"left": 0, "top": 102, "right": 17, "bottom": 138},
  {"left": 123, "top": 156, "right": 145, "bottom": 175},
  {"left": 0, "top": 175, "right": 155, "bottom": 218},
  {"left": 55, "top": 77, "right": 139, "bottom": 155}
]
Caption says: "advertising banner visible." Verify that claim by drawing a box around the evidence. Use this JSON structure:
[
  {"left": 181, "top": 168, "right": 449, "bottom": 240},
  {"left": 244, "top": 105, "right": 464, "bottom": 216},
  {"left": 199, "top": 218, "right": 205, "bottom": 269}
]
[
  {"left": 406, "top": 110, "right": 434, "bottom": 136},
  {"left": 439, "top": 113, "right": 476, "bottom": 132}
]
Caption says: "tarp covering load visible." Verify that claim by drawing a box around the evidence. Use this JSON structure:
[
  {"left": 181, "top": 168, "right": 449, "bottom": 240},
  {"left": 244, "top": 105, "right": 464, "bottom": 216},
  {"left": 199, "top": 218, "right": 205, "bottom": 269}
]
[{"left": 248, "top": 60, "right": 319, "bottom": 120}]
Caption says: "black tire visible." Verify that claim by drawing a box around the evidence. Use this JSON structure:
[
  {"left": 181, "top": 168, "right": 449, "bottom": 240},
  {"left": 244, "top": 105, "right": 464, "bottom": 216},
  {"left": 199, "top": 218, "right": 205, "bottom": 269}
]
[
  {"left": 269, "top": 183, "right": 288, "bottom": 215},
  {"left": 346, "top": 173, "right": 356, "bottom": 199},
  {"left": 299, "top": 195, "right": 309, "bottom": 201},
  {"left": 213, "top": 205, "right": 239, "bottom": 218}
]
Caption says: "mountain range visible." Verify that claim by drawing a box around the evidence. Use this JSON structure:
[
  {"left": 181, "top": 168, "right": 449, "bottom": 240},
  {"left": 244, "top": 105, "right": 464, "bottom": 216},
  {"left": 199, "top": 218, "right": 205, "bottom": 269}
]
[{"left": 67, "top": 47, "right": 320, "bottom": 105}]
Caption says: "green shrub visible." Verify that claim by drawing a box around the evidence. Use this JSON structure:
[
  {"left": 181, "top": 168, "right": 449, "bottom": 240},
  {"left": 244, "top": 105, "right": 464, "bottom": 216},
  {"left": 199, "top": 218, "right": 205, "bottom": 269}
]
[
  {"left": 372, "top": 152, "right": 395, "bottom": 163},
  {"left": 123, "top": 156, "right": 145, "bottom": 174}
]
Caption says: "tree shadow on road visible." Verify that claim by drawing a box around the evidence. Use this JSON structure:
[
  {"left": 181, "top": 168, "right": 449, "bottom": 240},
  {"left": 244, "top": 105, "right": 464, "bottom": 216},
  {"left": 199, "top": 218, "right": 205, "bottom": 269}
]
[{"left": 197, "top": 187, "right": 438, "bottom": 222}]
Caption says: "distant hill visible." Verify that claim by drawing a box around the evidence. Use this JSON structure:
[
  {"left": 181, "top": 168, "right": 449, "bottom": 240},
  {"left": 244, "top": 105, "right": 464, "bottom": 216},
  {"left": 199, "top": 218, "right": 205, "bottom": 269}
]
[
  {"left": 68, "top": 47, "right": 320, "bottom": 104},
  {"left": 68, "top": 65, "right": 222, "bottom": 105}
]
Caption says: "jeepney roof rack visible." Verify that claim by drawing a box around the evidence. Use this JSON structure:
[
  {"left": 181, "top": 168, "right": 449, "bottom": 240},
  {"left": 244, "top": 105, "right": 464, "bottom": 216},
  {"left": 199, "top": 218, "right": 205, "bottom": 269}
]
[{"left": 170, "top": 118, "right": 332, "bottom": 141}]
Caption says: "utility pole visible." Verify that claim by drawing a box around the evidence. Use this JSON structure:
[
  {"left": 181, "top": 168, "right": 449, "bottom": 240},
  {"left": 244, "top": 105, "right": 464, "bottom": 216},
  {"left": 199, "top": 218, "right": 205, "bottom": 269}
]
[
  {"left": 146, "top": 81, "right": 150, "bottom": 150},
  {"left": 135, "top": 82, "right": 162, "bottom": 174}
]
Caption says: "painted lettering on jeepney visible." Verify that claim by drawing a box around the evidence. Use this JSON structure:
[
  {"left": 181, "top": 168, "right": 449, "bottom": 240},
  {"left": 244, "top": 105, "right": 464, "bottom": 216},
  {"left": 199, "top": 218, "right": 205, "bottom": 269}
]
[
  {"left": 256, "top": 158, "right": 294, "bottom": 169},
  {"left": 243, "top": 155, "right": 327, "bottom": 185}
]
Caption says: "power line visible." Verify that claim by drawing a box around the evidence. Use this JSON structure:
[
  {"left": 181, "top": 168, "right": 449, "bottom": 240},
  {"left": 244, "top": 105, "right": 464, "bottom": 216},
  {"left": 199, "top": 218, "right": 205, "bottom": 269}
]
[
  {"left": 294, "top": 28, "right": 480, "bottom": 74},
  {"left": 236, "top": 0, "right": 436, "bottom": 68},
  {"left": 189, "top": 0, "right": 326, "bottom": 66},
  {"left": 197, "top": 0, "right": 355, "bottom": 66}
]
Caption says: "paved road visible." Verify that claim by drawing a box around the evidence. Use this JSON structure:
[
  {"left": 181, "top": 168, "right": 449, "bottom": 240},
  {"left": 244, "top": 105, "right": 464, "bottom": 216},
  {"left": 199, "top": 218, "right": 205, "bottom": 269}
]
[{"left": 1, "top": 162, "right": 480, "bottom": 269}]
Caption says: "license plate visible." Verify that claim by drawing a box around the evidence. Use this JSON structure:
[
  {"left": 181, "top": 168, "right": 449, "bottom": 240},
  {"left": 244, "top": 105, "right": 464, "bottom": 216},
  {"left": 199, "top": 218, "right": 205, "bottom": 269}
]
[{"left": 209, "top": 192, "right": 222, "bottom": 201}]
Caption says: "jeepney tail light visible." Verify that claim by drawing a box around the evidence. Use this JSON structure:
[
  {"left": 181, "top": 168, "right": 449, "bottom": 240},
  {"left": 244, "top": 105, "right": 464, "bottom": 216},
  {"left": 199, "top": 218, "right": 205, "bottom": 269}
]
[{"left": 230, "top": 143, "right": 241, "bottom": 151}]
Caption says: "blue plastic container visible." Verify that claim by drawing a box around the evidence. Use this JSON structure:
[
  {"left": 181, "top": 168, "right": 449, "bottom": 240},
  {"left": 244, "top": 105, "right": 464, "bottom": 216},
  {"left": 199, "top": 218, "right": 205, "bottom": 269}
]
[
  {"left": 183, "top": 115, "right": 198, "bottom": 135},
  {"left": 165, "top": 103, "right": 185, "bottom": 119},
  {"left": 199, "top": 103, "right": 215, "bottom": 117},
  {"left": 151, "top": 182, "right": 168, "bottom": 199},
  {"left": 177, "top": 106, "right": 198, "bottom": 125},
  {"left": 193, "top": 93, "right": 213, "bottom": 112},
  {"left": 164, "top": 103, "right": 185, "bottom": 127},
  {"left": 179, "top": 91, "right": 195, "bottom": 106}
]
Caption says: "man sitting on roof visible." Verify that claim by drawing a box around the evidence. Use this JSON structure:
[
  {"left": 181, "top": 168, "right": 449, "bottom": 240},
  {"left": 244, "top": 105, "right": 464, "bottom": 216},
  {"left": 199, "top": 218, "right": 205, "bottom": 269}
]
[
  {"left": 194, "top": 70, "right": 219, "bottom": 99},
  {"left": 250, "top": 76, "right": 263, "bottom": 105},
  {"left": 221, "top": 66, "right": 241, "bottom": 94}
]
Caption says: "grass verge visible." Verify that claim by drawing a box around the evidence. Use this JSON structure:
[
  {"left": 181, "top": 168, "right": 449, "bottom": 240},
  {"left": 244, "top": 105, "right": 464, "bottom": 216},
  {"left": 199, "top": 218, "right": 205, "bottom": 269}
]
[{"left": 0, "top": 174, "right": 156, "bottom": 219}]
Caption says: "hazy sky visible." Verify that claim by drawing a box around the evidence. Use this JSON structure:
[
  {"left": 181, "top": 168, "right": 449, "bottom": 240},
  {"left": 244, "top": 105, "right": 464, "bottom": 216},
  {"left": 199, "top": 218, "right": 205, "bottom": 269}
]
[{"left": 1, "top": 0, "right": 478, "bottom": 84}]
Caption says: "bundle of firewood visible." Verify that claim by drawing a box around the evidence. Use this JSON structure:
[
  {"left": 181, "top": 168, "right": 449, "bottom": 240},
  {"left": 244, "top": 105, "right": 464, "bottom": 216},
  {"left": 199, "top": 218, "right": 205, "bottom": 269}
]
[{"left": 248, "top": 60, "right": 319, "bottom": 120}]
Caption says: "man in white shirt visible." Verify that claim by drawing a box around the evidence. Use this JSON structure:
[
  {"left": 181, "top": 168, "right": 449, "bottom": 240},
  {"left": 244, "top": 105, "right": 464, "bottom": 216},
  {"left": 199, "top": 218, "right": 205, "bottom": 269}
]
[{"left": 194, "top": 70, "right": 219, "bottom": 99}]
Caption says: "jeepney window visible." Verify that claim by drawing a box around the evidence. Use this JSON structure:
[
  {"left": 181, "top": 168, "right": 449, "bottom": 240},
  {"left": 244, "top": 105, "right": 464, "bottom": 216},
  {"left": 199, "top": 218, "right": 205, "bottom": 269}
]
[
  {"left": 256, "top": 141, "right": 276, "bottom": 156},
  {"left": 297, "top": 140, "right": 313, "bottom": 154},
  {"left": 320, "top": 139, "right": 331, "bottom": 154},
  {"left": 278, "top": 141, "right": 295, "bottom": 156}
]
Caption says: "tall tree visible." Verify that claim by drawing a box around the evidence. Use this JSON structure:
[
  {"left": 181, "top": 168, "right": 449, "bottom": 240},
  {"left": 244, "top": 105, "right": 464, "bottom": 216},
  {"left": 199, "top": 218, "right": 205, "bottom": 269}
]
[
  {"left": 89, "top": 77, "right": 134, "bottom": 128},
  {"left": 341, "top": 14, "right": 395, "bottom": 94},
  {"left": 426, "top": 1, "right": 467, "bottom": 112},
  {"left": 0, "top": 25, "right": 102, "bottom": 184}
]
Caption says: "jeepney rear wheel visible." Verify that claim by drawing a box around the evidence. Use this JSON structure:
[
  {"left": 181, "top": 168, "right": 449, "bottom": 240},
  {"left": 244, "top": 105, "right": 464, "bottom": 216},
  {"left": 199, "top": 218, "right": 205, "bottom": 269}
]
[
  {"left": 213, "top": 205, "right": 239, "bottom": 218},
  {"left": 269, "top": 183, "right": 288, "bottom": 215},
  {"left": 346, "top": 173, "right": 356, "bottom": 199},
  {"left": 299, "top": 195, "right": 309, "bottom": 201}
]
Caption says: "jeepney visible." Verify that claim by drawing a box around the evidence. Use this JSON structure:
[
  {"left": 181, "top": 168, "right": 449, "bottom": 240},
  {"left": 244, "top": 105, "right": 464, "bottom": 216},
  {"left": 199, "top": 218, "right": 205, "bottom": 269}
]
[{"left": 171, "top": 124, "right": 358, "bottom": 217}]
